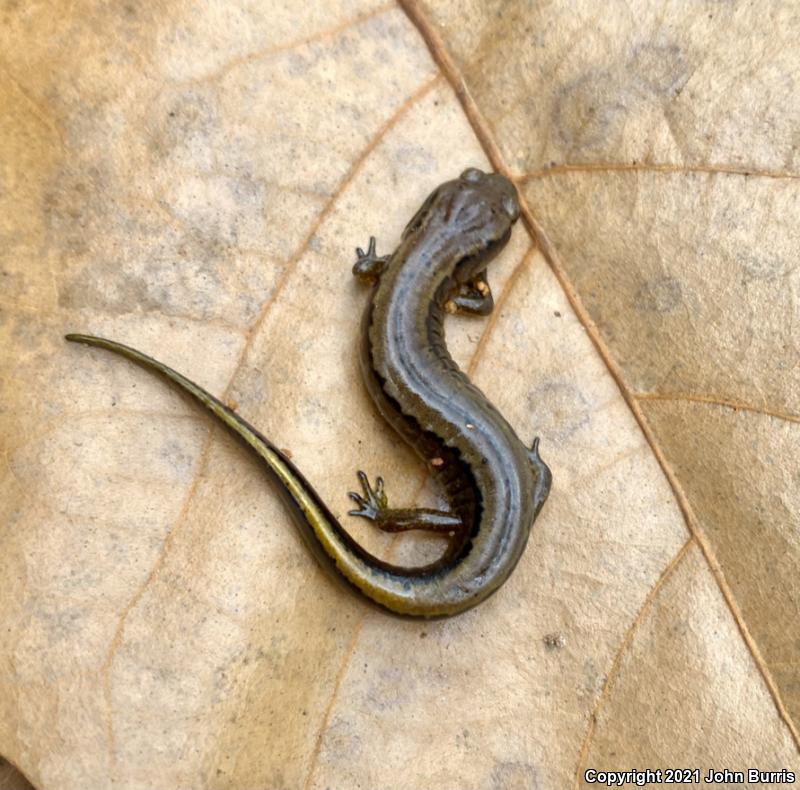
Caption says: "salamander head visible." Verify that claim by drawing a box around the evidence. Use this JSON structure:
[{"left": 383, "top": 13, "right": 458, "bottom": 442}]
[
  {"left": 458, "top": 167, "right": 520, "bottom": 223},
  {"left": 401, "top": 168, "right": 520, "bottom": 249}
]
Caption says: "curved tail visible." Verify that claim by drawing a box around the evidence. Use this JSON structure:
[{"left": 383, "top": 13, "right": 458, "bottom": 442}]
[{"left": 65, "top": 334, "right": 468, "bottom": 617}]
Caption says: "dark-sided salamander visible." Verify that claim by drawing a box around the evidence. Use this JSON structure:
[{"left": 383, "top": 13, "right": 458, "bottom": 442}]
[{"left": 67, "top": 167, "right": 551, "bottom": 617}]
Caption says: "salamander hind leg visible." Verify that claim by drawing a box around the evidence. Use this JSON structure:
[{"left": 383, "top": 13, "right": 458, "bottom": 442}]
[
  {"left": 527, "top": 437, "right": 553, "bottom": 509},
  {"left": 348, "top": 470, "right": 389, "bottom": 518},
  {"left": 352, "top": 237, "right": 390, "bottom": 284},
  {"left": 347, "top": 471, "right": 463, "bottom": 533}
]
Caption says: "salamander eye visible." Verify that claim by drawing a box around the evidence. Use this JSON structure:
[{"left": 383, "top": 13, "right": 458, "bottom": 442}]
[
  {"left": 502, "top": 194, "right": 520, "bottom": 220},
  {"left": 460, "top": 168, "right": 485, "bottom": 183}
]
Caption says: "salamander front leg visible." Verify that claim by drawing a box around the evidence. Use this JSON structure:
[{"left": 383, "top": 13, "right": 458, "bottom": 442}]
[
  {"left": 527, "top": 437, "right": 553, "bottom": 508},
  {"left": 445, "top": 269, "right": 494, "bottom": 316},
  {"left": 352, "top": 237, "right": 390, "bottom": 284},
  {"left": 348, "top": 471, "right": 463, "bottom": 533}
]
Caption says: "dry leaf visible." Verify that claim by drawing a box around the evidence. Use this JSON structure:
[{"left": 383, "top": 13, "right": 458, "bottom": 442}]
[
  {"left": 0, "top": 757, "right": 36, "bottom": 790},
  {"left": 1, "top": 1, "right": 797, "bottom": 788}
]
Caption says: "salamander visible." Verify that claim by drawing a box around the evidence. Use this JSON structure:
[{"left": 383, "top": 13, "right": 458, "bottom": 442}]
[{"left": 66, "top": 167, "right": 551, "bottom": 617}]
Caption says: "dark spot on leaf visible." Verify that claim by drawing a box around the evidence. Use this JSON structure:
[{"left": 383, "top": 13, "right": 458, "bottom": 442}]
[{"left": 634, "top": 276, "right": 683, "bottom": 313}]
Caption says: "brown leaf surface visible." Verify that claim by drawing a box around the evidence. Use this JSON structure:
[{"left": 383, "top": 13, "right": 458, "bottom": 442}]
[{"left": 0, "top": 1, "right": 797, "bottom": 788}]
